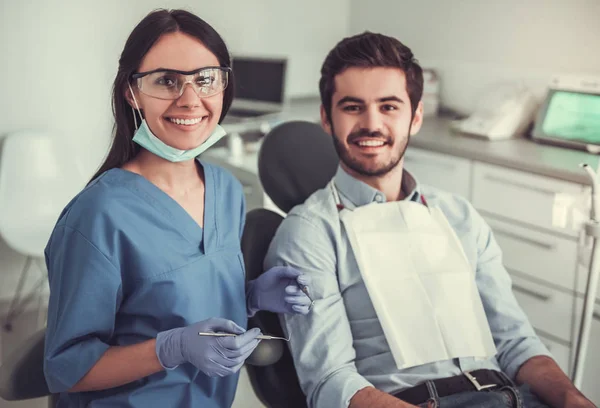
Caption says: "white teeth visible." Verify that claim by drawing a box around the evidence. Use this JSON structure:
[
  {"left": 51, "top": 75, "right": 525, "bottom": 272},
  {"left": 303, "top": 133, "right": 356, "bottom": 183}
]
[
  {"left": 169, "top": 117, "right": 202, "bottom": 125},
  {"left": 357, "top": 140, "right": 385, "bottom": 147}
]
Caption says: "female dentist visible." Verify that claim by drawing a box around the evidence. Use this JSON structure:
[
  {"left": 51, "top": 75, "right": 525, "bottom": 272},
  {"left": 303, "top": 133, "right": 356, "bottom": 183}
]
[{"left": 43, "top": 9, "right": 311, "bottom": 408}]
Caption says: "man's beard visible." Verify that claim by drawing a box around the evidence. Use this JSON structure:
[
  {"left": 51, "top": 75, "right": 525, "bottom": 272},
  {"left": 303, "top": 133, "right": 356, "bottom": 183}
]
[{"left": 332, "top": 126, "right": 410, "bottom": 177}]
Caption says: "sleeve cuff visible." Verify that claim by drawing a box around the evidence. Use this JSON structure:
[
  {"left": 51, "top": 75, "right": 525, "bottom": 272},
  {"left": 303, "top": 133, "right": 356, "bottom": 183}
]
[
  {"left": 44, "top": 338, "right": 110, "bottom": 393},
  {"left": 502, "top": 339, "right": 553, "bottom": 380},
  {"left": 313, "top": 371, "right": 373, "bottom": 408}
]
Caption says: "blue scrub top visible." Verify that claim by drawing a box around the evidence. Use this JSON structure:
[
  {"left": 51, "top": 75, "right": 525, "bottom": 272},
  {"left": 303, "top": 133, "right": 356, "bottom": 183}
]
[{"left": 43, "top": 161, "right": 248, "bottom": 407}]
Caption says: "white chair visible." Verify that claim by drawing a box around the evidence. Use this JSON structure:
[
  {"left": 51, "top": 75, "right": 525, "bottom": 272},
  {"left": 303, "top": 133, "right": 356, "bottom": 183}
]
[{"left": 0, "top": 130, "right": 86, "bottom": 331}]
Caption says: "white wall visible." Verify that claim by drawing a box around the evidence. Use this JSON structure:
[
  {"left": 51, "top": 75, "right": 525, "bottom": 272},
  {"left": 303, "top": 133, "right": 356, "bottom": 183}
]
[
  {"left": 350, "top": 0, "right": 600, "bottom": 114},
  {"left": 0, "top": 0, "right": 349, "bottom": 301}
]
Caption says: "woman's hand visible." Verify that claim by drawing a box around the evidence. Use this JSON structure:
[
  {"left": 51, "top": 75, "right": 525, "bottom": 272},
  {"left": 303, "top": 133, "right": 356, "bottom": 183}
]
[
  {"left": 246, "top": 266, "right": 313, "bottom": 315},
  {"left": 155, "top": 318, "right": 262, "bottom": 377}
]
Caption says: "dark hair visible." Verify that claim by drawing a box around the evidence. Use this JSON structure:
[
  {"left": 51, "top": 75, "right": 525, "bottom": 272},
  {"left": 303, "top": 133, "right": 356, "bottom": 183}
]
[
  {"left": 319, "top": 31, "right": 423, "bottom": 123},
  {"left": 90, "top": 9, "right": 234, "bottom": 182}
]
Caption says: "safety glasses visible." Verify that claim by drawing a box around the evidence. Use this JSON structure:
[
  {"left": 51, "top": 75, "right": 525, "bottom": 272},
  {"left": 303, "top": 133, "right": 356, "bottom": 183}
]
[{"left": 131, "top": 66, "right": 231, "bottom": 100}]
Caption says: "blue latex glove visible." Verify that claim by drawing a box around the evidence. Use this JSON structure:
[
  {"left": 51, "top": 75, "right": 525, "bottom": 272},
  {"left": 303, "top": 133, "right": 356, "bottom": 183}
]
[
  {"left": 155, "top": 317, "right": 261, "bottom": 377},
  {"left": 246, "top": 266, "right": 312, "bottom": 316}
]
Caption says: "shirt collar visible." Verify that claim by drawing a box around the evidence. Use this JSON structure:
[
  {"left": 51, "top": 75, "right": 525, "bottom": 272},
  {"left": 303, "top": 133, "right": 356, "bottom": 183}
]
[{"left": 333, "top": 165, "right": 422, "bottom": 208}]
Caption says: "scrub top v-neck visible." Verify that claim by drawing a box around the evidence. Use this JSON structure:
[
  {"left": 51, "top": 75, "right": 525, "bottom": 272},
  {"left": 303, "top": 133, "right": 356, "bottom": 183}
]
[{"left": 44, "top": 160, "right": 248, "bottom": 408}]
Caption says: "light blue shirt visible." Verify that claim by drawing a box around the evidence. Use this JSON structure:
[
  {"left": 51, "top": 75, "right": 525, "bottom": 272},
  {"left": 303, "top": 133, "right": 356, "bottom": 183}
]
[{"left": 264, "top": 166, "right": 551, "bottom": 408}]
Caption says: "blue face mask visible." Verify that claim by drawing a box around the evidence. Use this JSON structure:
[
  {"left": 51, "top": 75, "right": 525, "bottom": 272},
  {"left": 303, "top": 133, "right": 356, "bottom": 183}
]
[{"left": 128, "top": 84, "right": 227, "bottom": 163}]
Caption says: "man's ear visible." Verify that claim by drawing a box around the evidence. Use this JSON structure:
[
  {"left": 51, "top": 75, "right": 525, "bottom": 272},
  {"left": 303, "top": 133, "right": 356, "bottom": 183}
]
[
  {"left": 320, "top": 105, "right": 332, "bottom": 135},
  {"left": 409, "top": 100, "right": 424, "bottom": 136}
]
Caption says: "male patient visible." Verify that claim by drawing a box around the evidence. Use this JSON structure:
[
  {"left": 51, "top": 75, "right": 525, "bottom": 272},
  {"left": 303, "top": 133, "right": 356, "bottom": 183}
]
[{"left": 264, "top": 32, "right": 595, "bottom": 408}]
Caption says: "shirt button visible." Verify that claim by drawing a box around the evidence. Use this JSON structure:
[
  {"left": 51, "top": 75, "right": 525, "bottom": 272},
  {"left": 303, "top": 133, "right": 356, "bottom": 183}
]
[{"left": 375, "top": 195, "right": 384, "bottom": 203}]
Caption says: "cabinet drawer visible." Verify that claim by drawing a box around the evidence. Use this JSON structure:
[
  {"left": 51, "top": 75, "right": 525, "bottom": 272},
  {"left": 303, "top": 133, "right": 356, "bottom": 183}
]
[
  {"left": 472, "top": 162, "right": 584, "bottom": 236},
  {"left": 485, "top": 216, "right": 579, "bottom": 292},
  {"left": 404, "top": 148, "right": 471, "bottom": 198},
  {"left": 537, "top": 333, "right": 571, "bottom": 375},
  {"left": 510, "top": 275, "right": 574, "bottom": 342}
]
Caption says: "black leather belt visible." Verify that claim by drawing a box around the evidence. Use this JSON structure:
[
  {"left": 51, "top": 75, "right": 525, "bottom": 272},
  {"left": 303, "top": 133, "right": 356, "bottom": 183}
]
[{"left": 393, "top": 369, "right": 511, "bottom": 405}]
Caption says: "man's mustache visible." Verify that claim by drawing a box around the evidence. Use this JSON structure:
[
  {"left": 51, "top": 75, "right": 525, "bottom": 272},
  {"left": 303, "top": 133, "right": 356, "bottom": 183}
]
[{"left": 347, "top": 129, "right": 392, "bottom": 144}]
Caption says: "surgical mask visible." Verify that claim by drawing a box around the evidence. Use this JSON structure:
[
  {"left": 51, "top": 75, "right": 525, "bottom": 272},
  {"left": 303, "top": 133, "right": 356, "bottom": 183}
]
[{"left": 128, "top": 83, "right": 227, "bottom": 162}]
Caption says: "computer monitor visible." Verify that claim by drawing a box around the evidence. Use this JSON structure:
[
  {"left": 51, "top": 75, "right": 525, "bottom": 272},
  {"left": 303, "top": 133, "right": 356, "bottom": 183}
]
[
  {"left": 531, "top": 76, "right": 600, "bottom": 153},
  {"left": 229, "top": 56, "right": 287, "bottom": 116}
]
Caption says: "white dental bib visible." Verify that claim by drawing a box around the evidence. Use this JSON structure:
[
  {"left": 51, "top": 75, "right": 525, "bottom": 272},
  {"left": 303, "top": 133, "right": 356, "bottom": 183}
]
[{"left": 331, "top": 181, "right": 496, "bottom": 369}]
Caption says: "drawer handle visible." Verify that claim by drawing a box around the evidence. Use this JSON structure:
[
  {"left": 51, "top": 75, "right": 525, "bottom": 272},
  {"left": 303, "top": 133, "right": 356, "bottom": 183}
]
[
  {"left": 493, "top": 228, "right": 554, "bottom": 251},
  {"left": 404, "top": 156, "right": 455, "bottom": 170},
  {"left": 485, "top": 175, "right": 556, "bottom": 196},
  {"left": 594, "top": 311, "right": 600, "bottom": 321},
  {"left": 512, "top": 283, "right": 552, "bottom": 302}
]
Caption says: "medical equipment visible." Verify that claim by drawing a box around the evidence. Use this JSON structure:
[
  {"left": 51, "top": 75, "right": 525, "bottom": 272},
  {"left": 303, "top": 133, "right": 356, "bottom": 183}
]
[
  {"left": 246, "top": 265, "right": 313, "bottom": 315},
  {"left": 532, "top": 76, "right": 600, "bottom": 153},
  {"left": 572, "top": 163, "right": 600, "bottom": 388},
  {"left": 132, "top": 67, "right": 231, "bottom": 100},
  {"left": 452, "top": 83, "right": 537, "bottom": 140},
  {"left": 297, "top": 283, "right": 314, "bottom": 308},
  {"left": 229, "top": 56, "right": 287, "bottom": 117},
  {"left": 198, "top": 332, "right": 290, "bottom": 341}
]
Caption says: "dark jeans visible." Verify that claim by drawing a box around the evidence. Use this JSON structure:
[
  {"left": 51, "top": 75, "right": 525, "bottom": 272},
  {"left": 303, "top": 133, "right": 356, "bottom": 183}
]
[{"left": 416, "top": 383, "right": 550, "bottom": 408}]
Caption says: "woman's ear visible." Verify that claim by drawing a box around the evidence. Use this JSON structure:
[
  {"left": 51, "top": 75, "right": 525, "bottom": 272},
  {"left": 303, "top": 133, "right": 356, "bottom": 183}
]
[
  {"left": 124, "top": 86, "right": 135, "bottom": 108},
  {"left": 124, "top": 84, "right": 141, "bottom": 110}
]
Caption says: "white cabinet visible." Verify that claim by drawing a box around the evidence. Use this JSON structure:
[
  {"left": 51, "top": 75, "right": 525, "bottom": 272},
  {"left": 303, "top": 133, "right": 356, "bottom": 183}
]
[
  {"left": 472, "top": 162, "right": 584, "bottom": 237},
  {"left": 471, "top": 162, "right": 600, "bottom": 400},
  {"left": 510, "top": 274, "right": 574, "bottom": 343},
  {"left": 403, "top": 148, "right": 472, "bottom": 198},
  {"left": 485, "top": 216, "right": 579, "bottom": 293}
]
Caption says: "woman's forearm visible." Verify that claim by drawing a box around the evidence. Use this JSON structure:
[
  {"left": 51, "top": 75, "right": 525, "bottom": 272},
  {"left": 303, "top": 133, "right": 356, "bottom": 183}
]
[{"left": 69, "top": 340, "right": 164, "bottom": 392}]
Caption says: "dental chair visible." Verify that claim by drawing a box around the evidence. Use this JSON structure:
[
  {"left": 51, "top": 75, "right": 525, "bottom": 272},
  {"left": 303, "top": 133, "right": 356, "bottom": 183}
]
[
  {"left": 0, "top": 328, "right": 56, "bottom": 407},
  {"left": 242, "top": 120, "right": 339, "bottom": 407}
]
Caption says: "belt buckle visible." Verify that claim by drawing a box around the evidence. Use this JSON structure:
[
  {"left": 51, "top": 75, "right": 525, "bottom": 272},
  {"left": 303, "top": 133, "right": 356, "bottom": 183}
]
[{"left": 463, "top": 371, "right": 497, "bottom": 391}]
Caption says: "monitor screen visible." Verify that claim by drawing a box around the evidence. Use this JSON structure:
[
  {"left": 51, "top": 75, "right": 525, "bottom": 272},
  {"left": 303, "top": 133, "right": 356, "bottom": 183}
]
[
  {"left": 542, "top": 91, "right": 600, "bottom": 143},
  {"left": 232, "top": 57, "right": 287, "bottom": 104},
  {"left": 533, "top": 89, "right": 600, "bottom": 150}
]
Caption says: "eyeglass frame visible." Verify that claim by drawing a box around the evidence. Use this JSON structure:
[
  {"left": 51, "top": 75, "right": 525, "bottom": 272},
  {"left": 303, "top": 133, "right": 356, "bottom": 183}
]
[{"left": 130, "top": 66, "right": 232, "bottom": 100}]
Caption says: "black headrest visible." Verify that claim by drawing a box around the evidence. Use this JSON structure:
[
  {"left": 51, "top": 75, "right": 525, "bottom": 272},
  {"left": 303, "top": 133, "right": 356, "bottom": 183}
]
[{"left": 258, "top": 121, "right": 339, "bottom": 213}]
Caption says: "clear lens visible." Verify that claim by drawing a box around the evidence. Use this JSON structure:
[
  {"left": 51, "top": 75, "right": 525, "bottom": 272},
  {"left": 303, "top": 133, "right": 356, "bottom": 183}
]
[{"left": 137, "top": 67, "right": 229, "bottom": 100}]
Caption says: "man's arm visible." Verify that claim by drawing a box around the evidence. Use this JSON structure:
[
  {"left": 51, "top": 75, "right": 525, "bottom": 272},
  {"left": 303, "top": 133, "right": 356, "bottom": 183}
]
[
  {"left": 265, "top": 212, "right": 380, "bottom": 408},
  {"left": 516, "top": 356, "right": 595, "bottom": 408}
]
